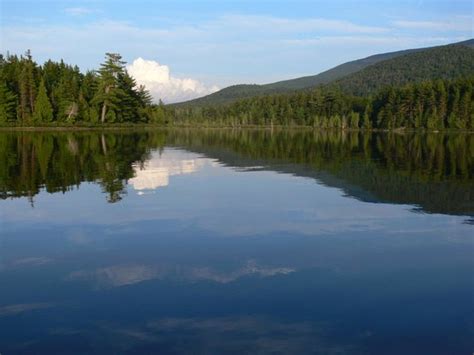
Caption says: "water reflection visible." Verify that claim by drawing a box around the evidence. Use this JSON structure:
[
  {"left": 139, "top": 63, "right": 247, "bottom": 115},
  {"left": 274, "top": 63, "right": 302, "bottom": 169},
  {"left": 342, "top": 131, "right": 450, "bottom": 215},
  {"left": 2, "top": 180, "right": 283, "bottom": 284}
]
[
  {"left": 0, "top": 129, "right": 472, "bottom": 217},
  {"left": 67, "top": 260, "right": 295, "bottom": 289},
  {"left": 129, "top": 150, "right": 215, "bottom": 193},
  {"left": 0, "top": 129, "right": 473, "bottom": 354}
]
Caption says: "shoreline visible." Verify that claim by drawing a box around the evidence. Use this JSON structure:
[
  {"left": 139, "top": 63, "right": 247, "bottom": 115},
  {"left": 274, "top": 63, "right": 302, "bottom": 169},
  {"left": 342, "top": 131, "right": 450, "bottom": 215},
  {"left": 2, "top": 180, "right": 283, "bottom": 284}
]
[{"left": 0, "top": 124, "right": 473, "bottom": 134}]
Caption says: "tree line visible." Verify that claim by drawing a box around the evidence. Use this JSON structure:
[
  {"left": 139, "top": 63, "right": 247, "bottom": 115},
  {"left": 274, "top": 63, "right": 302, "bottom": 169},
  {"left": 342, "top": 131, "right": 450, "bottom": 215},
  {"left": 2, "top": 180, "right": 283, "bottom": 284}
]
[
  {"left": 0, "top": 51, "right": 167, "bottom": 125},
  {"left": 171, "top": 77, "right": 474, "bottom": 130},
  {"left": 0, "top": 51, "right": 473, "bottom": 130}
]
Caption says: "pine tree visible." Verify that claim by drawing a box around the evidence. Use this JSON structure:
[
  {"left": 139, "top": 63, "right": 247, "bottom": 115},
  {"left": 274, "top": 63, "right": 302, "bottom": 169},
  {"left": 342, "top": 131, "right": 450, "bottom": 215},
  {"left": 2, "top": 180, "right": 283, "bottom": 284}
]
[
  {"left": 447, "top": 86, "right": 461, "bottom": 129},
  {"left": 32, "top": 80, "right": 53, "bottom": 123},
  {"left": 116, "top": 72, "right": 140, "bottom": 122},
  {"left": 362, "top": 105, "right": 372, "bottom": 130},
  {"left": 349, "top": 111, "right": 360, "bottom": 129},
  {"left": 435, "top": 80, "right": 447, "bottom": 127},
  {"left": 93, "top": 53, "right": 126, "bottom": 123},
  {"left": 0, "top": 80, "right": 17, "bottom": 122},
  {"left": 18, "top": 52, "right": 37, "bottom": 122}
]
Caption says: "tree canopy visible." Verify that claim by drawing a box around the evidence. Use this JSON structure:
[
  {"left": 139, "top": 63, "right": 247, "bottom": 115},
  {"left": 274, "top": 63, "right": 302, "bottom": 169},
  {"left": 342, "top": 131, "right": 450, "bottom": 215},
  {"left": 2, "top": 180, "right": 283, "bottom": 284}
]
[
  {"left": 0, "top": 51, "right": 160, "bottom": 125},
  {"left": 170, "top": 77, "right": 474, "bottom": 130}
]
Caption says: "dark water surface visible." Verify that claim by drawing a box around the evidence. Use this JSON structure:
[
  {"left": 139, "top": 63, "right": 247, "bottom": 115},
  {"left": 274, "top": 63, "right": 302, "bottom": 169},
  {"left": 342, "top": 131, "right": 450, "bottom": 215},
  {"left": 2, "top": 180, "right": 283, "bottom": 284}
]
[{"left": 0, "top": 129, "right": 473, "bottom": 354}]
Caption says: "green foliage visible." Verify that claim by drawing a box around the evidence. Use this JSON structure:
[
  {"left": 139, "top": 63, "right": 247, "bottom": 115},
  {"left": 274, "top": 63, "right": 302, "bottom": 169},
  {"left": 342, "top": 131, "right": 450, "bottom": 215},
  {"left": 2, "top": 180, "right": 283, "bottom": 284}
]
[
  {"left": 149, "top": 100, "right": 167, "bottom": 124},
  {"left": 333, "top": 45, "right": 474, "bottom": 96},
  {"left": 32, "top": 80, "right": 53, "bottom": 123},
  {"left": 17, "top": 50, "right": 38, "bottom": 123},
  {"left": 0, "top": 51, "right": 157, "bottom": 125},
  {"left": 1, "top": 45, "right": 473, "bottom": 130},
  {"left": 0, "top": 80, "right": 17, "bottom": 122},
  {"left": 93, "top": 53, "right": 127, "bottom": 123},
  {"left": 170, "top": 77, "right": 474, "bottom": 130}
]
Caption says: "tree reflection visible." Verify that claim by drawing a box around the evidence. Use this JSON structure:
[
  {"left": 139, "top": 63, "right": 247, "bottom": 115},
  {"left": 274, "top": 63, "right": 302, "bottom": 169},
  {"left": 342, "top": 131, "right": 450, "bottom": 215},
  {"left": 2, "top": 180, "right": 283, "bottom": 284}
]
[
  {"left": 0, "top": 130, "right": 165, "bottom": 204},
  {"left": 0, "top": 129, "right": 472, "bottom": 216},
  {"left": 166, "top": 129, "right": 474, "bottom": 216}
]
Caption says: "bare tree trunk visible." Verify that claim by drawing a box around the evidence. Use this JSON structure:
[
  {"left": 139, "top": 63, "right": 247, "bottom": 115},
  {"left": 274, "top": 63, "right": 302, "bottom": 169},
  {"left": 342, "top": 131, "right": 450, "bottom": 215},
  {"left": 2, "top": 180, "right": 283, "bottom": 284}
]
[
  {"left": 101, "top": 86, "right": 111, "bottom": 123},
  {"left": 100, "top": 102, "right": 107, "bottom": 123},
  {"left": 101, "top": 102, "right": 107, "bottom": 123},
  {"left": 67, "top": 103, "right": 78, "bottom": 121}
]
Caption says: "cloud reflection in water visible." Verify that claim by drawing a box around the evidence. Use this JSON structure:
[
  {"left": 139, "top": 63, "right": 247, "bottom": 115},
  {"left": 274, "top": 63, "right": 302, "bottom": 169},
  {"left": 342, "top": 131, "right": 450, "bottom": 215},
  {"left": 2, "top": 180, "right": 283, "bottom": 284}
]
[{"left": 129, "top": 149, "right": 218, "bottom": 193}]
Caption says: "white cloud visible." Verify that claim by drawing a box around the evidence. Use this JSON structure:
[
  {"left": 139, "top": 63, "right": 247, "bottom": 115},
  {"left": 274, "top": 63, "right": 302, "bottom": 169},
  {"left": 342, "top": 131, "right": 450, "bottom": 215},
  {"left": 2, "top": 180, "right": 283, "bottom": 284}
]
[
  {"left": 126, "top": 57, "right": 219, "bottom": 103},
  {"left": 392, "top": 17, "right": 473, "bottom": 32},
  {"left": 209, "top": 15, "right": 389, "bottom": 34}
]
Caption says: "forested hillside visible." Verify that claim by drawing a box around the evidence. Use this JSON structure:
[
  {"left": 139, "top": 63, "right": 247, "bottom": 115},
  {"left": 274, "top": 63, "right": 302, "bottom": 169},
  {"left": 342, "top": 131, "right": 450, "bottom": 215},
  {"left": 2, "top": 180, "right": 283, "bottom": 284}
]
[
  {"left": 177, "top": 39, "right": 474, "bottom": 106},
  {"left": 170, "top": 77, "right": 474, "bottom": 130},
  {"left": 333, "top": 44, "right": 474, "bottom": 96}
]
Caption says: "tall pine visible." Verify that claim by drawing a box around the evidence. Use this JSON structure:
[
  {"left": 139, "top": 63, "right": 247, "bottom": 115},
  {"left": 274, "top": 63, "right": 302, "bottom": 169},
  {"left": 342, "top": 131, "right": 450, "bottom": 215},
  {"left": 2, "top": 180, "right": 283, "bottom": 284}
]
[
  {"left": 32, "top": 80, "right": 53, "bottom": 123},
  {"left": 93, "top": 53, "right": 126, "bottom": 123}
]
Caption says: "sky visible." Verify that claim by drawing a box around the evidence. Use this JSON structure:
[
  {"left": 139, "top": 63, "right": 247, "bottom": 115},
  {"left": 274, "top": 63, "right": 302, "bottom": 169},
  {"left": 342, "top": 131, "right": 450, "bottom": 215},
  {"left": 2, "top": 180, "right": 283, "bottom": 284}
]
[{"left": 1, "top": 0, "right": 473, "bottom": 102}]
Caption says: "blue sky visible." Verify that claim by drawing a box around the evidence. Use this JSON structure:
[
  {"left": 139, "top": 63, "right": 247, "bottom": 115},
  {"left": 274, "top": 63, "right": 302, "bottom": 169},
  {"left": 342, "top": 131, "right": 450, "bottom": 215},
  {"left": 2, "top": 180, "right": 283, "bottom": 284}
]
[{"left": 1, "top": 0, "right": 473, "bottom": 102}]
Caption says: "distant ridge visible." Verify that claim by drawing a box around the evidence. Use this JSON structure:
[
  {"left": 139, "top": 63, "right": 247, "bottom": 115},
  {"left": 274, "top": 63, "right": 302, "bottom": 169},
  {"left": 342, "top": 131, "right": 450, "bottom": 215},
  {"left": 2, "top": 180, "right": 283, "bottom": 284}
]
[
  {"left": 176, "top": 38, "right": 474, "bottom": 106},
  {"left": 332, "top": 41, "right": 474, "bottom": 95}
]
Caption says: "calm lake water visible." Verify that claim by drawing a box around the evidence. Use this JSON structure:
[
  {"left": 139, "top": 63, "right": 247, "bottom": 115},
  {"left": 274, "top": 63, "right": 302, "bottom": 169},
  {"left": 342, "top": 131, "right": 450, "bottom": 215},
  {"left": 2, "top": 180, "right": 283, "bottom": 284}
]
[{"left": 0, "top": 129, "right": 473, "bottom": 354}]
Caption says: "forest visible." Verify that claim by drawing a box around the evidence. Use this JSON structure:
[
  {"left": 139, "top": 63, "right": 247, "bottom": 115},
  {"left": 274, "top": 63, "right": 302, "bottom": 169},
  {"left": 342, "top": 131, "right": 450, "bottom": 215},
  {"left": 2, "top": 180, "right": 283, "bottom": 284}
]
[
  {"left": 171, "top": 77, "right": 474, "bottom": 130},
  {"left": 331, "top": 44, "right": 474, "bottom": 96},
  {"left": 0, "top": 51, "right": 473, "bottom": 130},
  {"left": 0, "top": 51, "right": 167, "bottom": 125}
]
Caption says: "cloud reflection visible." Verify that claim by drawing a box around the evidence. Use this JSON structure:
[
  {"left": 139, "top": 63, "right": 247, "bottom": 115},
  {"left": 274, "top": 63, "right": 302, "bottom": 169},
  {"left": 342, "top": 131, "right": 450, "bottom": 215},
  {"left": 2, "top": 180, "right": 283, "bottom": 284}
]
[
  {"left": 129, "top": 149, "right": 216, "bottom": 192},
  {"left": 68, "top": 260, "right": 294, "bottom": 288},
  {"left": 0, "top": 303, "right": 53, "bottom": 316}
]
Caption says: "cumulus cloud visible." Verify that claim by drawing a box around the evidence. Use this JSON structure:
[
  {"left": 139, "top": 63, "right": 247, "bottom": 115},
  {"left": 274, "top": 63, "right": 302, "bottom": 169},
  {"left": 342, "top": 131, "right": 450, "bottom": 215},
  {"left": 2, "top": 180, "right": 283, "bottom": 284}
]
[{"left": 126, "top": 57, "right": 219, "bottom": 103}]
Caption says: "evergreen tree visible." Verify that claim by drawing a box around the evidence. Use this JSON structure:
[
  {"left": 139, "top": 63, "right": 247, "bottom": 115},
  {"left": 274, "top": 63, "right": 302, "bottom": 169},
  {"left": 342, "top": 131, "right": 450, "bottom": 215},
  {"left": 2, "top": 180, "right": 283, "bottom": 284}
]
[
  {"left": 18, "top": 50, "right": 37, "bottom": 122},
  {"left": 349, "top": 111, "right": 360, "bottom": 128},
  {"left": 360, "top": 104, "right": 371, "bottom": 130},
  {"left": 0, "top": 80, "right": 17, "bottom": 122},
  {"left": 32, "top": 80, "right": 53, "bottom": 123},
  {"left": 94, "top": 53, "right": 127, "bottom": 123}
]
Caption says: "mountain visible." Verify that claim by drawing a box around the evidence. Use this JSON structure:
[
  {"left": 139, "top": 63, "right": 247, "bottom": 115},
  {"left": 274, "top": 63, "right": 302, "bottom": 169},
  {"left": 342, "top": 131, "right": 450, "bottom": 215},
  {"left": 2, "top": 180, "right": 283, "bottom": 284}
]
[
  {"left": 176, "top": 39, "right": 474, "bottom": 106},
  {"left": 332, "top": 42, "right": 474, "bottom": 96}
]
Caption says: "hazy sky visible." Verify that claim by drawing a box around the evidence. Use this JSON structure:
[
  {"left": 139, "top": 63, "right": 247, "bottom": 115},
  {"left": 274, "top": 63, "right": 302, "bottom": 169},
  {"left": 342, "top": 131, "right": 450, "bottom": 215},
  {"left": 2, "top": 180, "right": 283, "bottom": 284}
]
[{"left": 1, "top": 0, "right": 472, "bottom": 102}]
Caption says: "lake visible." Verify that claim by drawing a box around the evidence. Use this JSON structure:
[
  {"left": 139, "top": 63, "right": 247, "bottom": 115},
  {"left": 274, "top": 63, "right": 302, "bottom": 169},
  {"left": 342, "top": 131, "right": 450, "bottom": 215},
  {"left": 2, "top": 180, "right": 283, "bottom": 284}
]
[{"left": 0, "top": 129, "right": 473, "bottom": 354}]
